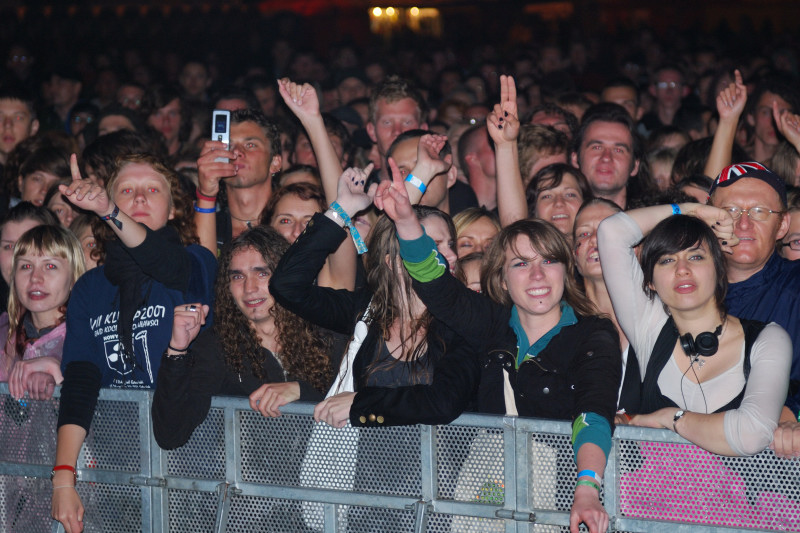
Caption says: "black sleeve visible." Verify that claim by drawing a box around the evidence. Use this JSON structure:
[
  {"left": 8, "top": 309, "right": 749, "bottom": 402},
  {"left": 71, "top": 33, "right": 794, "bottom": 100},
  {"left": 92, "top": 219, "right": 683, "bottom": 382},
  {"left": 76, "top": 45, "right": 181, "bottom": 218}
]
[
  {"left": 571, "top": 317, "right": 623, "bottom": 428},
  {"left": 411, "top": 270, "right": 509, "bottom": 354},
  {"left": 57, "top": 361, "right": 103, "bottom": 432},
  {"left": 151, "top": 331, "right": 225, "bottom": 450},
  {"left": 127, "top": 226, "right": 192, "bottom": 292},
  {"left": 270, "top": 213, "right": 370, "bottom": 334},
  {"left": 349, "top": 341, "right": 482, "bottom": 427}
]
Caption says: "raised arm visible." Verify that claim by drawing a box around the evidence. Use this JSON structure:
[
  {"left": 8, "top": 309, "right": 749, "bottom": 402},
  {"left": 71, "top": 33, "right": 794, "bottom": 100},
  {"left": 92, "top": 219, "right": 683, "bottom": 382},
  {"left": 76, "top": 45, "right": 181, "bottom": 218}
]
[
  {"left": 152, "top": 303, "right": 212, "bottom": 449},
  {"left": 488, "top": 75, "right": 526, "bottom": 227},
  {"left": 278, "top": 78, "right": 344, "bottom": 202},
  {"left": 772, "top": 100, "right": 800, "bottom": 155},
  {"left": 704, "top": 69, "right": 746, "bottom": 179},
  {"left": 60, "top": 154, "right": 147, "bottom": 248},
  {"left": 194, "top": 139, "right": 237, "bottom": 254}
]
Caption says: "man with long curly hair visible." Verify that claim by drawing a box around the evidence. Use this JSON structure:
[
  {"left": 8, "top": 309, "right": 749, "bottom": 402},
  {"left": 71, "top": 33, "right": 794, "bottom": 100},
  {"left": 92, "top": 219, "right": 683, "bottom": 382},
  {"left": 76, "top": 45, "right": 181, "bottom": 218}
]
[{"left": 151, "top": 225, "right": 335, "bottom": 450}]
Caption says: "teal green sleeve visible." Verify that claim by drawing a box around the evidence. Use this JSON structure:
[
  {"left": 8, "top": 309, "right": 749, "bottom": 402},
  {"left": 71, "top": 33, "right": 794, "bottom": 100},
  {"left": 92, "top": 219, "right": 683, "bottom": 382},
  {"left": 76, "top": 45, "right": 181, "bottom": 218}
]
[
  {"left": 398, "top": 231, "right": 447, "bottom": 283},
  {"left": 571, "top": 412, "right": 612, "bottom": 462}
]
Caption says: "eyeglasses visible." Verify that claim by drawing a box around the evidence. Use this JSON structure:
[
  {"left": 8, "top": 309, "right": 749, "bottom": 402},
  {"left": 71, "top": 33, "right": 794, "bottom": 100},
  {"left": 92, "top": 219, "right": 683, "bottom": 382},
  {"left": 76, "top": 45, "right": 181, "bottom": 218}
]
[
  {"left": 723, "top": 206, "right": 783, "bottom": 221},
  {"left": 781, "top": 239, "right": 800, "bottom": 251},
  {"left": 656, "top": 81, "right": 682, "bottom": 89}
]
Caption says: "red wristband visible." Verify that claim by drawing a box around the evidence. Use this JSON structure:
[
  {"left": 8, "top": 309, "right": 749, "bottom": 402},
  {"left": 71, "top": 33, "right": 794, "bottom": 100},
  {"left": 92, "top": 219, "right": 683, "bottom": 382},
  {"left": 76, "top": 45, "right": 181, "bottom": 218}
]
[
  {"left": 195, "top": 190, "right": 217, "bottom": 203},
  {"left": 51, "top": 464, "right": 77, "bottom": 481}
]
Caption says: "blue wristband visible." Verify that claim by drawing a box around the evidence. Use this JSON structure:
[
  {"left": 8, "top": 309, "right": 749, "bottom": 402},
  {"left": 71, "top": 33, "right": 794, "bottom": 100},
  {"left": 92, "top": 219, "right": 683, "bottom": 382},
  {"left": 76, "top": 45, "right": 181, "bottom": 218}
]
[
  {"left": 405, "top": 174, "right": 427, "bottom": 194},
  {"left": 194, "top": 204, "right": 216, "bottom": 214},
  {"left": 330, "top": 201, "right": 368, "bottom": 255},
  {"left": 577, "top": 469, "right": 602, "bottom": 484},
  {"left": 671, "top": 203, "right": 681, "bottom": 215}
]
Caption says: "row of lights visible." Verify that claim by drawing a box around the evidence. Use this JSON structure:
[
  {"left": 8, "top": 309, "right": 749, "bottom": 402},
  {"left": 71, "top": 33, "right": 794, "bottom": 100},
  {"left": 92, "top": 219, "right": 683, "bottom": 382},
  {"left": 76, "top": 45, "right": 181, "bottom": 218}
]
[{"left": 372, "top": 7, "right": 421, "bottom": 17}]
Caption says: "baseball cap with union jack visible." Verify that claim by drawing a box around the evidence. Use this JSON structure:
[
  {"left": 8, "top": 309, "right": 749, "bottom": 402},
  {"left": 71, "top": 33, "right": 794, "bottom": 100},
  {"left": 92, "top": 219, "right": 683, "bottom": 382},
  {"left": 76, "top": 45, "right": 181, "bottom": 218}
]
[{"left": 708, "top": 161, "right": 787, "bottom": 206}]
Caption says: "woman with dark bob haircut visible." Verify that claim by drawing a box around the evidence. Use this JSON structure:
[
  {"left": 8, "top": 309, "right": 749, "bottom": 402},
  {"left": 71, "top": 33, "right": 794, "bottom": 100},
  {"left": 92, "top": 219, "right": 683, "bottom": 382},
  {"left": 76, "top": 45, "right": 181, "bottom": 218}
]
[
  {"left": 314, "top": 168, "right": 621, "bottom": 533},
  {"left": 597, "top": 203, "right": 791, "bottom": 457}
]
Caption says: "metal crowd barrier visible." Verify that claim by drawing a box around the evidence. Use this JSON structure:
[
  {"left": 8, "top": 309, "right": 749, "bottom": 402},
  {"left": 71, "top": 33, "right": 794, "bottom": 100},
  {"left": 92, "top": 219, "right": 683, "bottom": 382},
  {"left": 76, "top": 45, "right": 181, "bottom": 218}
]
[{"left": 0, "top": 383, "right": 797, "bottom": 533}]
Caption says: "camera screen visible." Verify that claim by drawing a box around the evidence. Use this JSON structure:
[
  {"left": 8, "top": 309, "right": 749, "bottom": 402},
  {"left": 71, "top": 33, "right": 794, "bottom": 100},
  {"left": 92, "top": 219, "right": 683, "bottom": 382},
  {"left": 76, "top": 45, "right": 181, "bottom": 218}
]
[{"left": 214, "top": 117, "right": 227, "bottom": 134}]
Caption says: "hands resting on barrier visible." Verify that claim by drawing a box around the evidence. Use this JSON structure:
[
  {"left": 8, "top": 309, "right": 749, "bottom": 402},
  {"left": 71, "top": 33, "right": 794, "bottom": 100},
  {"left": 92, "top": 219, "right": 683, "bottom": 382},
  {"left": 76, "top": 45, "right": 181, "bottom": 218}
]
[
  {"left": 771, "top": 407, "right": 800, "bottom": 459},
  {"left": 8, "top": 356, "right": 62, "bottom": 400}
]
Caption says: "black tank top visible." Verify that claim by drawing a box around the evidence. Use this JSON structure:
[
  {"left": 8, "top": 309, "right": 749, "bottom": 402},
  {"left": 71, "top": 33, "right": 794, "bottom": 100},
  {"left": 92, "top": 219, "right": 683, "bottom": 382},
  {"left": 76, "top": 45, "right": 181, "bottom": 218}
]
[{"left": 639, "top": 316, "right": 766, "bottom": 414}]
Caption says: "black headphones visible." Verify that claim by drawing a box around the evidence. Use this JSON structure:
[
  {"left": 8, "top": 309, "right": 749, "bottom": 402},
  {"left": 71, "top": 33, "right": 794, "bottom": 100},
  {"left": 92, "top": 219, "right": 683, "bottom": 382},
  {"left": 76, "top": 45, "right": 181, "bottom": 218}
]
[{"left": 679, "top": 324, "right": 723, "bottom": 358}]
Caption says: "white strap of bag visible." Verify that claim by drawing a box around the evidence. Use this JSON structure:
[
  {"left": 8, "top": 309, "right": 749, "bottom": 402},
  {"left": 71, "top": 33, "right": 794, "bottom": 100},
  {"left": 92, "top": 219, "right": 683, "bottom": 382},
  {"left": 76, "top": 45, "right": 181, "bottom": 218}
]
[{"left": 325, "top": 301, "right": 373, "bottom": 398}]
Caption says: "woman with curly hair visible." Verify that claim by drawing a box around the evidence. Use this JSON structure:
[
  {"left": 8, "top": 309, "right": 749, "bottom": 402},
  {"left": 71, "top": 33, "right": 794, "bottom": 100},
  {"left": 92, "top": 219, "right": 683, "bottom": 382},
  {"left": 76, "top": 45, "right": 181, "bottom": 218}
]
[
  {"left": 50, "top": 153, "right": 217, "bottom": 533},
  {"left": 152, "top": 225, "right": 334, "bottom": 449}
]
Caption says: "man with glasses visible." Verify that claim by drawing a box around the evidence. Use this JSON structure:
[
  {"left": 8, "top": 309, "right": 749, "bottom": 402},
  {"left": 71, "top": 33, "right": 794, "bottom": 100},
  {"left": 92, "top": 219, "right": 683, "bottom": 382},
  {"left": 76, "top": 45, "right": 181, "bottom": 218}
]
[
  {"left": 708, "top": 162, "right": 800, "bottom": 454},
  {"left": 639, "top": 64, "right": 690, "bottom": 138}
]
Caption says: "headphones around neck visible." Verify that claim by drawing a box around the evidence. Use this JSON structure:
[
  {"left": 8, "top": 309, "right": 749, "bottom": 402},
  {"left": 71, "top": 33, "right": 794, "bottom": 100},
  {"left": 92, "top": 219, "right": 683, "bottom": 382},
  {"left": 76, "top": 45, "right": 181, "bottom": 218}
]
[{"left": 679, "top": 324, "right": 723, "bottom": 358}]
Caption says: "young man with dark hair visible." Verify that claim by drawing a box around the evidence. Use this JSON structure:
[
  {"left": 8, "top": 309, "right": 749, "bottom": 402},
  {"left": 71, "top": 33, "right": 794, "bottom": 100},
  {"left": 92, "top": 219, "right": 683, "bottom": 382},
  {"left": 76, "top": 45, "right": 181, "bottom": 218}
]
[
  {"left": 0, "top": 86, "right": 39, "bottom": 168},
  {"left": 571, "top": 103, "right": 643, "bottom": 209},
  {"left": 195, "top": 109, "right": 283, "bottom": 252},
  {"left": 745, "top": 77, "right": 800, "bottom": 164}
]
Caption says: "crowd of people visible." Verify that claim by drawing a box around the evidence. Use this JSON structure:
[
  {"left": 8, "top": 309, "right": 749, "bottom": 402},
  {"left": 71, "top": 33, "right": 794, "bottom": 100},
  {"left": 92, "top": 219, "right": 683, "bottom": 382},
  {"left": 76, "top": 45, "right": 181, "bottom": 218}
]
[{"left": 0, "top": 14, "right": 800, "bottom": 532}]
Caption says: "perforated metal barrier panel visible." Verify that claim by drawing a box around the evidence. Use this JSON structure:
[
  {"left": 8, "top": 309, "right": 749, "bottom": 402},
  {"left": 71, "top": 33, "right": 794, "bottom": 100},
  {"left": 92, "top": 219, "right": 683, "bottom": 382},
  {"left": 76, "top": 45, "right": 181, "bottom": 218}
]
[{"left": 0, "top": 384, "right": 797, "bottom": 533}]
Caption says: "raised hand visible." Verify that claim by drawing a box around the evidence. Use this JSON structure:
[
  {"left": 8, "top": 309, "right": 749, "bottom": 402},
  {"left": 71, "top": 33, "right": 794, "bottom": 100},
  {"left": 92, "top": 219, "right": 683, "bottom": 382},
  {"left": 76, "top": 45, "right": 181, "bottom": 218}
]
[
  {"left": 196, "top": 140, "right": 237, "bottom": 198},
  {"left": 412, "top": 134, "right": 451, "bottom": 180},
  {"left": 169, "top": 303, "right": 209, "bottom": 352},
  {"left": 278, "top": 78, "right": 321, "bottom": 121},
  {"left": 773, "top": 101, "right": 800, "bottom": 151},
  {"left": 59, "top": 154, "right": 112, "bottom": 216},
  {"left": 690, "top": 203, "right": 739, "bottom": 253},
  {"left": 333, "top": 163, "right": 376, "bottom": 218},
  {"left": 487, "top": 75, "right": 520, "bottom": 145},
  {"left": 716, "top": 69, "right": 746, "bottom": 123},
  {"left": 374, "top": 158, "right": 416, "bottom": 223}
]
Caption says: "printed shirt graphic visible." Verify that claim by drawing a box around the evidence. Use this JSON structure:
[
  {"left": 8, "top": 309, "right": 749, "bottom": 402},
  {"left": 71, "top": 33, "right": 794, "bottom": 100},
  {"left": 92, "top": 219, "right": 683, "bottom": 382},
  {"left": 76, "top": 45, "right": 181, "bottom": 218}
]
[{"left": 62, "top": 246, "right": 215, "bottom": 389}]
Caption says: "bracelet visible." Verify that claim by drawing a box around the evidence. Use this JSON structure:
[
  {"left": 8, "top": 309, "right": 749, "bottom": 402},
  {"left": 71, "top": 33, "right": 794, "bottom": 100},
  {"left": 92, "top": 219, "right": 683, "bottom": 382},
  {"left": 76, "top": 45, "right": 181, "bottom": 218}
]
[
  {"left": 51, "top": 465, "right": 77, "bottom": 482},
  {"left": 101, "top": 204, "right": 123, "bottom": 230},
  {"left": 195, "top": 190, "right": 217, "bottom": 203},
  {"left": 671, "top": 203, "right": 681, "bottom": 215},
  {"left": 164, "top": 347, "right": 190, "bottom": 361},
  {"left": 168, "top": 343, "right": 188, "bottom": 353},
  {"left": 325, "top": 208, "right": 347, "bottom": 228},
  {"left": 673, "top": 409, "right": 687, "bottom": 433},
  {"left": 330, "top": 202, "right": 368, "bottom": 255},
  {"left": 53, "top": 485, "right": 76, "bottom": 490},
  {"left": 575, "top": 480, "right": 601, "bottom": 493},
  {"left": 194, "top": 204, "right": 216, "bottom": 214},
  {"left": 577, "top": 469, "right": 602, "bottom": 484},
  {"left": 404, "top": 173, "right": 427, "bottom": 194}
]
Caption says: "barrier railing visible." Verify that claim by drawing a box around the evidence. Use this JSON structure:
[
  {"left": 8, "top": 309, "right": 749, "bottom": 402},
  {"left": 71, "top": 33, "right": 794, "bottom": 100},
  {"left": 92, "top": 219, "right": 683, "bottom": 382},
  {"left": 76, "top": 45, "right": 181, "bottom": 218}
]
[{"left": 0, "top": 383, "right": 797, "bottom": 533}]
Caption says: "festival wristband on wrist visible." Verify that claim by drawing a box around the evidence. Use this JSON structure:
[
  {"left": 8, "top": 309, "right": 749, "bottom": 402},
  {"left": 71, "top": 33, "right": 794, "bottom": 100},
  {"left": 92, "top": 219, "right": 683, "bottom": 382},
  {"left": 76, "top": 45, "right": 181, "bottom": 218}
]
[
  {"left": 325, "top": 208, "right": 347, "bottom": 228},
  {"left": 194, "top": 203, "right": 216, "bottom": 214},
  {"left": 102, "top": 204, "right": 123, "bottom": 230},
  {"left": 51, "top": 465, "right": 77, "bottom": 482},
  {"left": 575, "top": 479, "right": 601, "bottom": 493},
  {"left": 330, "top": 201, "right": 368, "bottom": 254},
  {"left": 671, "top": 203, "right": 681, "bottom": 215},
  {"left": 196, "top": 190, "right": 217, "bottom": 203},
  {"left": 577, "top": 469, "right": 602, "bottom": 484},
  {"left": 404, "top": 173, "right": 427, "bottom": 194}
]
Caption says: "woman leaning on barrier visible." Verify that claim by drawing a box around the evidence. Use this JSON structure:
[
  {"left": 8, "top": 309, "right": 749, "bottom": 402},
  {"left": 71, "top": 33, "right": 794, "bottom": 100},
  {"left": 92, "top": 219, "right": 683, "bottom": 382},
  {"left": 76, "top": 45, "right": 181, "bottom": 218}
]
[
  {"left": 313, "top": 167, "right": 621, "bottom": 533},
  {"left": 49, "top": 154, "right": 217, "bottom": 533},
  {"left": 597, "top": 201, "right": 790, "bottom": 456},
  {"left": 2, "top": 225, "right": 85, "bottom": 399},
  {"left": 151, "top": 225, "right": 334, "bottom": 450}
]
